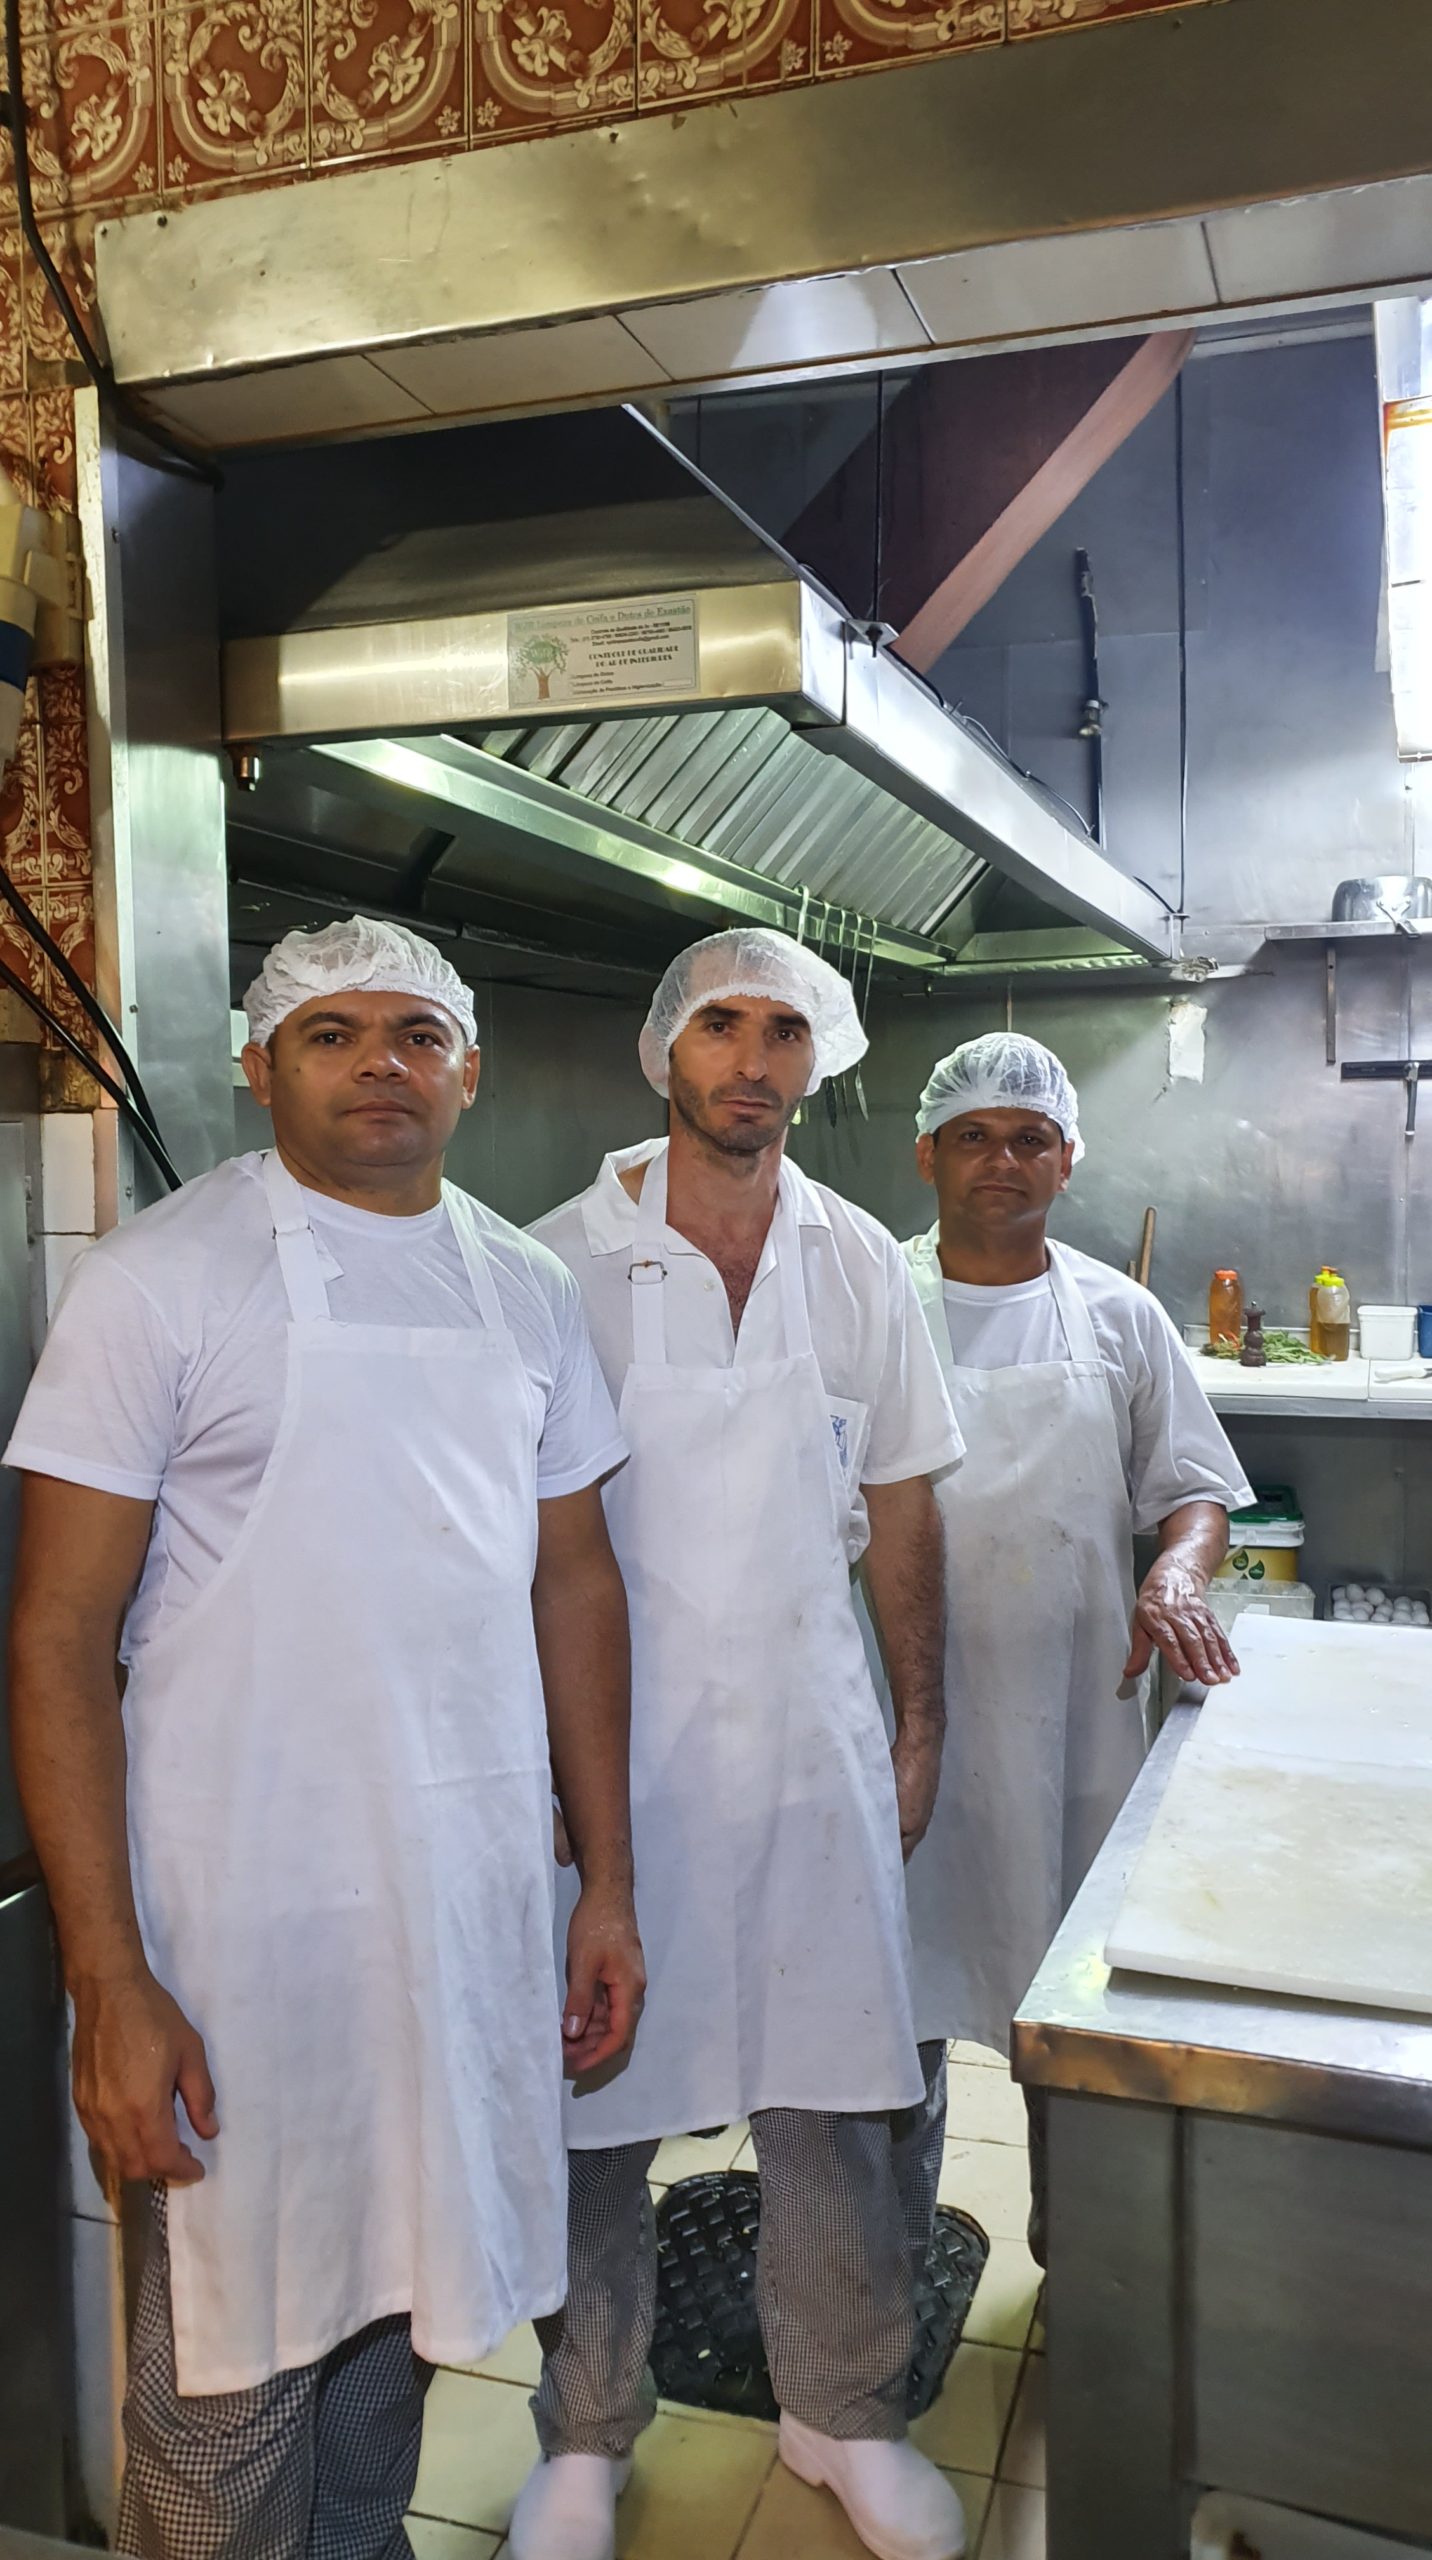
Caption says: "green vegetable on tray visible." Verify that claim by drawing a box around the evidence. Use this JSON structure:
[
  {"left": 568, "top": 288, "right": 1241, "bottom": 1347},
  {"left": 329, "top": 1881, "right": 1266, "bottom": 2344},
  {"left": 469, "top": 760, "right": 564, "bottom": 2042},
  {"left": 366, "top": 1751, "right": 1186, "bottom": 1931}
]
[{"left": 1202, "top": 1330, "right": 1329, "bottom": 1364}]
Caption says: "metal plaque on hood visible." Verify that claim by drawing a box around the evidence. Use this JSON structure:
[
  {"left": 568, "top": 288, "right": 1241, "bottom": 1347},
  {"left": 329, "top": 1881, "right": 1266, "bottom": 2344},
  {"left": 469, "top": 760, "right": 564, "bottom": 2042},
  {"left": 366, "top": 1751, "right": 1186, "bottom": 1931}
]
[{"left": 506, "top": 595, "right": 699, "bottom": 711}]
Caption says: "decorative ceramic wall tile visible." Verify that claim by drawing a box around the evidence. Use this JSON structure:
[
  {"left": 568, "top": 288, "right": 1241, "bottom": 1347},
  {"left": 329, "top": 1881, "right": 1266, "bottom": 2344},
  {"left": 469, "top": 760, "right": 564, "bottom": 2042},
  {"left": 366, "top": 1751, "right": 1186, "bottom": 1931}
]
[
  {"left": 29, "top": 384, "right": 77, "bottom": 508},
  {"left": 310, "top": 0, "right": 465, "bottom": 165},
  {"left": 39, "top": 879, "right": 98, "bottom": 1035},
  {"left": 21, "top": 215, "right": 98, "bottom": 371},
  {"left": 6, "top": 16, "right": 158, "bottom": 215},
  {"left": 816, "top": 0, "right": 999, "bottom": 73},
  {"left": 1009, "top": 0, "right": 1196, "bottom": 31},
  {"left": 637, "top": 0, "right": 811, "bottom": 108},
  {"left": 160, "top": 0, "right": 308, "bottom": 191},
  {"left": 20, "top": 0, "right": 142, "bottom": 35},
  {"left": 0, "top": 712, "right": 45, "bottom": 900},
  {"left": 470, "top": 0, "right": 635, "bottom": 141},
  {"left": 0, "top": 238, "right": 24, "bottom": 393},
  {"left": 0, "top": 392, "right": 36, "bottom": 500},
  {"left": 37, "top": 666, "right": 91, "bottom": 881},
  {"left": 0, "top": 673, "right": 96, "bottom": 1011}
]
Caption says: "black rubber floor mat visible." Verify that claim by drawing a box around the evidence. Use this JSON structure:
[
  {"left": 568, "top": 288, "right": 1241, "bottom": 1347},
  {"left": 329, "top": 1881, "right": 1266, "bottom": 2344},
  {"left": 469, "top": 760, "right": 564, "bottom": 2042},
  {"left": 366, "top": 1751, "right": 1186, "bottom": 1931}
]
[{"left": 651, "top": 2170, "right": 990, "bottom": 2424}]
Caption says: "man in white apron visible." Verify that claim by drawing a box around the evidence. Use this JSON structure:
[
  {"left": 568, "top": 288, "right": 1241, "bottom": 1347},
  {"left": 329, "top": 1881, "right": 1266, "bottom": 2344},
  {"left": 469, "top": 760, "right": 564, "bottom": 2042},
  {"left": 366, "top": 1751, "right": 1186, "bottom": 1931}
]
[
  {"left": 6, "top": 917, "right": 645, "bottom": 2560},
  {"left": 516, "top": 929, "right": 968, "bottom": 2560},
  {"left": 895, "top": 1032, "right": 1253, "bottom": 2260}
]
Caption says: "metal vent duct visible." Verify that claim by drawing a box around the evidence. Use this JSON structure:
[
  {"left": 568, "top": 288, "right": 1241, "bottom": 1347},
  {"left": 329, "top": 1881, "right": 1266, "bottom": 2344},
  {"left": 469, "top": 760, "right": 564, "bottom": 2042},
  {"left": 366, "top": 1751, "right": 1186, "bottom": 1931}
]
[{"left": 219, "top": 407, "right": 1173, "bottom": 973}]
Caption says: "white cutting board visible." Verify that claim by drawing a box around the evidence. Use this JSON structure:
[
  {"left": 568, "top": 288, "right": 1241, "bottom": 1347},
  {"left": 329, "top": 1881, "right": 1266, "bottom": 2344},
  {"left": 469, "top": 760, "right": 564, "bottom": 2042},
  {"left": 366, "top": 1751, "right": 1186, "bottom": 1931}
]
[
  {"left": 1105, "top": 1618, "right": 1432, "bottom": 2016},
  {"left": 1195, "top": 1353, "right": 1373, "bottom": 1401}
]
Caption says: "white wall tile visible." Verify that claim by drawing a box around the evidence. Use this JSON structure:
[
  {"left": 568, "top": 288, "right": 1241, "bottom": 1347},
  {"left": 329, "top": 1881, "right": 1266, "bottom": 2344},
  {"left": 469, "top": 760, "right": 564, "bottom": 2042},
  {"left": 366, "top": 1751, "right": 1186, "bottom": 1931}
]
[{"left": 39, "top": 1114, "right": 96, "bottom": 1235}]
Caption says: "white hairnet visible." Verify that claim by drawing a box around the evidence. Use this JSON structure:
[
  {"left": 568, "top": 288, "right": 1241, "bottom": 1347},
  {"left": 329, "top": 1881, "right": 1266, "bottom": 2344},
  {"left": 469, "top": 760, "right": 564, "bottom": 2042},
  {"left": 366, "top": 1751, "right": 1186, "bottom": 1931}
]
[
  {"left": 917, "top": 1033, "right": 1084, "bottom": 1163},
  {"left": 638, "top": 927, "right": 867, "bottom": 1097},
  {"left": 243, "top": 916, "right": 478, "bottom": 1050}
]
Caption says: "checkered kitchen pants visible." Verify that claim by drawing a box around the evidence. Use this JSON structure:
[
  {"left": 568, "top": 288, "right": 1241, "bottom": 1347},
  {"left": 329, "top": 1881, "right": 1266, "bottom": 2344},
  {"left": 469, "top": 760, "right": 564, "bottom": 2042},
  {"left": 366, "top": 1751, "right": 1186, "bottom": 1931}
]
[
  {"left": 116, "top": 2191, "right": 434, "bottom": 2560},
  {"left": 532, "top": 2041, "right": 948, "bottom": 2454}
]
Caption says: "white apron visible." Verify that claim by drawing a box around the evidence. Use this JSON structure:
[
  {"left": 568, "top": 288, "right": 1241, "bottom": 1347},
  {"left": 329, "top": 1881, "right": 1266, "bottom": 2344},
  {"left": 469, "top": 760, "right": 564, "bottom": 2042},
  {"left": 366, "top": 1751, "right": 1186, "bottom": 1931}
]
[
  {"left": 122, "top": 1151, "right": 567, "bottom": 2394},
  {"left": 562, "top": 1141, "right": 922, "bottom": 2146},
  {"left": 898, "top": 1232, "right": 1146, "bottom": 2057}
]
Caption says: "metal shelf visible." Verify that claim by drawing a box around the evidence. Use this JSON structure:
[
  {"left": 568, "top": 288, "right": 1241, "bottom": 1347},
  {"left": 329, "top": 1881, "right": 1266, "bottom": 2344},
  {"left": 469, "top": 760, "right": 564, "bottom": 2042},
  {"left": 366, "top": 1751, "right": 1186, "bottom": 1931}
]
[
  {"left": 1208, "top": 1389, "right": 1432, "bottom": 1424},
  {"left": 1264, "top": 919, "right": 1432, "bottom": 943}
]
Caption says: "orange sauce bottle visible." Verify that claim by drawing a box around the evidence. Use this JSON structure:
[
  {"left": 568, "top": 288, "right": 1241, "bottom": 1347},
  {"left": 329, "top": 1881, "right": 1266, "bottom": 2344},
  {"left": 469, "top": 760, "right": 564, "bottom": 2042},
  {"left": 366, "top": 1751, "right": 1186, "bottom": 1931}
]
[{"left": 1209, "top": 1269, "right": 1243, "bottom": 1348}]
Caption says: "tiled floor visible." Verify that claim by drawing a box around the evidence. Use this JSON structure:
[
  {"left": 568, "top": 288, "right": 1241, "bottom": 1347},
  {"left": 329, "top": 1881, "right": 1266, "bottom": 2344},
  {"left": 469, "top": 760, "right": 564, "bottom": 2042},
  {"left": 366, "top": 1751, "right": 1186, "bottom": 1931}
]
[{"left": 409, "top": 2046, "right": 1045, "bottom": 2559}]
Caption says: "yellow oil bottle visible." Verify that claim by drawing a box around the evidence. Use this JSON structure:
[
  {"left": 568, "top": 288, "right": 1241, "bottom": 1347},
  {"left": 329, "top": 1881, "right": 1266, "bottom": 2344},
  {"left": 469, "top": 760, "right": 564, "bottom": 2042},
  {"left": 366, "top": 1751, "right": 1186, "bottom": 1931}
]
[{"left": 1310, "top": 1267, "right": 1351, "bottom": 1361}]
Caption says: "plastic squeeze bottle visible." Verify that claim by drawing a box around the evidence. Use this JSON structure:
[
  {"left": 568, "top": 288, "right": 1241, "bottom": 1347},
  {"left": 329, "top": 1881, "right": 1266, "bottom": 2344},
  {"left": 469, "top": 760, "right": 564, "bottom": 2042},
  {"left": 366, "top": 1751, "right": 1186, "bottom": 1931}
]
[
  {"left": 1209, "top": 1270, "right": 1243, "bottom": 1348},
  {"left": 1310, "top": 1267, "right": 1351, "bottom": 1361}
]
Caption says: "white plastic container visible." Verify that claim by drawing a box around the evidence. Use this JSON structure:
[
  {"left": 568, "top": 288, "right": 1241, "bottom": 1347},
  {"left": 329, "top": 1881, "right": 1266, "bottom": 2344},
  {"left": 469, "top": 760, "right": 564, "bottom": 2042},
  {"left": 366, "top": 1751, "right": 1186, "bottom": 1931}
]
[
  {"left": 1210, "top": 1581, "right": 1316, "bottom": 1635},
  {"left": 1358, "top": 1303, "right": 1417, "bottom": 1359}
]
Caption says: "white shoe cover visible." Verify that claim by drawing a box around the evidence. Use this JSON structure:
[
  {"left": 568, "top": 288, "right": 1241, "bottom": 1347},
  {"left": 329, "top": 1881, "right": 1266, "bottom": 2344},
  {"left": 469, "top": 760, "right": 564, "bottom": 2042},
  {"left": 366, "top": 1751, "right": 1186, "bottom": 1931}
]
[
  {"left": 778, "top": 2415, "right": 966, "bottom": 2560},
  {"left": 507, "top": 2450, "right": 634, "bottom": 2560}
]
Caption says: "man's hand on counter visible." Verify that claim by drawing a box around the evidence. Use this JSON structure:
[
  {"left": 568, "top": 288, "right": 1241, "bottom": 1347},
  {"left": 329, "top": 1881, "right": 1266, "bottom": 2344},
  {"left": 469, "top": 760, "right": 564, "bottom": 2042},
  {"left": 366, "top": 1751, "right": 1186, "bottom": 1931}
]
[{"left": 1125, "top": 1499, "right": 1241, "bottom": 1690}]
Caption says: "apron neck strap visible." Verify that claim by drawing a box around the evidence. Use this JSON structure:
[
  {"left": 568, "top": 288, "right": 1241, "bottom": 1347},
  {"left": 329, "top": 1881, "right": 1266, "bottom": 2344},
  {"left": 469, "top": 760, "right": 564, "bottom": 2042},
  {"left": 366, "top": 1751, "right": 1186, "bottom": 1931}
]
[
  {"left": 262, "top": 1150, "right": 509, "bottom": 1335},
  {"left": 630, "top": 1141, "right": 813, "bottom": 1368},
  {"left": 912, "top": 1228, "right": 955, "bottom": 1388},
  {"left": 264, "top": 1151, "right": 334, "bottom": 1326},
  {"left": 441, "top": 1184, "right": 509, "bottom": 1335},
  {"left": 1046, "top": 1242, "right": 1102, "bottom": 1365},
  {"left": 629, "top": 1144, "right": 672, "bottom": 1367}
]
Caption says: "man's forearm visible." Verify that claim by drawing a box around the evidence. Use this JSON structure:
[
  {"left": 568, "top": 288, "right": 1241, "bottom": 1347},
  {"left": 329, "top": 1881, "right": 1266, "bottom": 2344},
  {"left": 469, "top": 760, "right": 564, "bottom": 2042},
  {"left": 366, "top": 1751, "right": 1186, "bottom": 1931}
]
[
  {"left": 863, "top": 1475, "right": 946, "bottom": 1737},
  {"left": 533, "top": 1547, "right": 634, "bottom": 1894},
  {"left": 10, "top": 1617, "right": 147, "bottom": 1990},
  {"left": 8, "top": 1477, "right": 157, "bottom": 1992},
  {"left": 1154, "top": 1498, "right": 1229, "bottom": 1585}
]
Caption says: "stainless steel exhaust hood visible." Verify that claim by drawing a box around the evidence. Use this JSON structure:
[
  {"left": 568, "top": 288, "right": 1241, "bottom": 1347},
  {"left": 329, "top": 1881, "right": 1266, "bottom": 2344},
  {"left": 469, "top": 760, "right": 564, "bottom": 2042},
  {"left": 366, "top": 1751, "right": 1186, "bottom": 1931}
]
[{"left": 220, "top": 408, "right": 1173, "bottom": 975}]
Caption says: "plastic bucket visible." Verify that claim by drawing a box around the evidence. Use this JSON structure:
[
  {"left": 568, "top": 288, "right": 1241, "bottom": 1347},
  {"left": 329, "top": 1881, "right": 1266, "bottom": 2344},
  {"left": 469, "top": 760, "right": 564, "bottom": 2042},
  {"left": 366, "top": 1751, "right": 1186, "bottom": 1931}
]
[{"left": 1216, "top": 1544, "right": 1302, "bottom": 1585}]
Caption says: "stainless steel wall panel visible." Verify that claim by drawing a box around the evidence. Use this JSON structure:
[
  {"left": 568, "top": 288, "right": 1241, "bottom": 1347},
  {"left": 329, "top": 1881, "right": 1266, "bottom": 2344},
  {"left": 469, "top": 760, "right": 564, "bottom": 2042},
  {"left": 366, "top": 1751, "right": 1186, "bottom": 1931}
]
[
  {"left": 1189, "top": 2116, "right": 1432, "bottom": 2540},
  {"left": 799, "top": 944, "right": 1413, "bottom": 1328},
  {"left": 1044, "top": 2093, "right": 1181, "bottom": 2560},
  {"left": 80, "top": 401, "right": 234, "bottom": 1204}
]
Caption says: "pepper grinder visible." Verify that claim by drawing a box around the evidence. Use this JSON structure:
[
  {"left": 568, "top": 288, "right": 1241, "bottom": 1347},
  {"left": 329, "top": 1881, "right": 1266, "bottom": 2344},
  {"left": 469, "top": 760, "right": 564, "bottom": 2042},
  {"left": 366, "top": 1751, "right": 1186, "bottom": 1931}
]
[{"left": 1240, "top": 1305, "right": 1268, "bottom": 1368}]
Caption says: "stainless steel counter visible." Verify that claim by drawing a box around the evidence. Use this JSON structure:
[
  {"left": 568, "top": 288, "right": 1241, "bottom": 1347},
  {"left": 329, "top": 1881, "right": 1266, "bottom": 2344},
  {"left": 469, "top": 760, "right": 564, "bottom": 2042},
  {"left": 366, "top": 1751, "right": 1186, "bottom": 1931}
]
[
  {"left": 1014, "top": 1708, "right": 1432, "bottom": 2558},
  {"left": 1012, "top": 1705, "right": 1432, "bottom": 2147}
]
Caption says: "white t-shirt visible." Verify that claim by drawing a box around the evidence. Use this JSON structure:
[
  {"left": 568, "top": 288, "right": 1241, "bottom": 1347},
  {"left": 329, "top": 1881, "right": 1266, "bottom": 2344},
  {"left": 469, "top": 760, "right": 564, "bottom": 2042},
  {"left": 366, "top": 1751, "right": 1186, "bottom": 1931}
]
[
  {"left": 916, "top": 1236, "right": 1252, "bottom": 1534},
  {"left": 533, "top": 1140, "right": 962, "bottom": 1491},
  {"left": 5, "top": 1152, "right": 627, "bottom": 1656}
]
